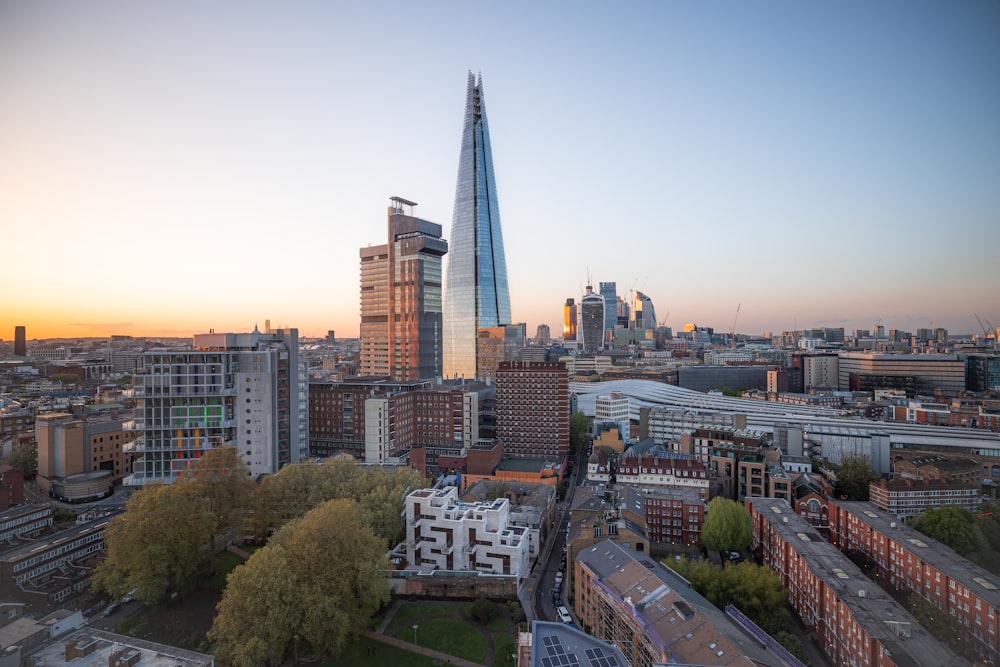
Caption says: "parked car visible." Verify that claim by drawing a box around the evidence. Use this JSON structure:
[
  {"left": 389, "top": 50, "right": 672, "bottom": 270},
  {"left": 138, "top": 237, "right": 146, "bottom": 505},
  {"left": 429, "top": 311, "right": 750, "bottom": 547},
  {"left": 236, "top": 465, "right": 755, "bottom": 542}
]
[{"left": 556, "top": 605, "right": 572, "bottom": 624}]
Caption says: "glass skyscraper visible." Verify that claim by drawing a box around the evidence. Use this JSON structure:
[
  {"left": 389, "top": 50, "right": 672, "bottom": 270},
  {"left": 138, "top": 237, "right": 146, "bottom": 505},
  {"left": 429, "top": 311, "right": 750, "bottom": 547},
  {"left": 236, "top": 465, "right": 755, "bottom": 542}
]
[{"left": 443, "top": 72, "right": 511, "bottom": 379}]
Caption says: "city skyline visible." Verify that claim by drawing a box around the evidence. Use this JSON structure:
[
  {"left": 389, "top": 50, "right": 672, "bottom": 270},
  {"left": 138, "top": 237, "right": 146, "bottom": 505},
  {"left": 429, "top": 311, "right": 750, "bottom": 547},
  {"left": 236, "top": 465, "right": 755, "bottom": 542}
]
[{"left": 1, "top": 2, "right": 998, "bottom": 341}]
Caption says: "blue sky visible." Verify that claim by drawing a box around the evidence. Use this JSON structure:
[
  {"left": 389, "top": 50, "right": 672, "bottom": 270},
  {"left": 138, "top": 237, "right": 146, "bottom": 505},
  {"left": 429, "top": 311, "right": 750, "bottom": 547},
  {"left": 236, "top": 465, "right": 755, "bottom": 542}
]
[{"left": 1, "top": 1, "right": 998, "bottom": 340}]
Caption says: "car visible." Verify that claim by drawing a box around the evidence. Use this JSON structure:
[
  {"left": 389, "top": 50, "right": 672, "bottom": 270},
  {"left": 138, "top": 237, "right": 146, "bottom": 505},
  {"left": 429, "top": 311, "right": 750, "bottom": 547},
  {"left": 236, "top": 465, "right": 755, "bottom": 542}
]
[
  {"left": 554, "top": 571, "right": 564, "bottom": 583},
  {"left": 728, "top": 551, "right": 743, "bottom": 562},
  {"left": 102, "top": 603, "right": 120, "bottom": 618},
  {"left": 553, "top": 581, "right": 562, "bottom": 595},
  {"left": 556, "top": 605, "right": 572, "bottom": 624}
]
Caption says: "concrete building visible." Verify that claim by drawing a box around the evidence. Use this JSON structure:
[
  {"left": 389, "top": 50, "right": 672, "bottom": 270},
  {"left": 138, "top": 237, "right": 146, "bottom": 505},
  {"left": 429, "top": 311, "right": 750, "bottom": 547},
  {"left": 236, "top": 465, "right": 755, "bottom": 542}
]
[
  {"left": 580, "top": 284, "right": 605, "bottom": 353},
  {"left": 26, "top": 629, "right": 213, "bottom": 667},
  {"left": 495, "top": 362, "right": 569, "bottom": 458},
  {"left": 747, "top": 497, "right": 963, "bottom": 667},
  {"left": 128, "top": 327, "right": 302, "bottom": 486},
  {"left": 404, "top": 486, "right": 530, "bottom": 580},
  {"left": 802, "top": 353, "right": 839, "bottom": 390},
  {"left": 522, "top": 621, "right": 628, "bottom": 667},
  {"left": 594, "top": 391, "right": 629, "bottom": 429},
  {"left": 13, "top": 326, "right": 26, "bottom": 357},
  {"left": 35, "top": 414, "right": 134, "bottom": 502},
  {"left": 359, "top": 197, "right": 448, "bottom": 382},
  {"left": 838, "top": 352, "right": 966, "bottom": 396},
  {"left": 868, "top": 477, "right": 980, "bottom": 518}
]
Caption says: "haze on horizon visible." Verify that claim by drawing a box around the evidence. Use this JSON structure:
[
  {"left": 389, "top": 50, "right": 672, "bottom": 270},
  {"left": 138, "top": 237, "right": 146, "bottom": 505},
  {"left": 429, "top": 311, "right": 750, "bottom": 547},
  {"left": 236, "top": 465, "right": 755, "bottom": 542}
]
[{"left": 1, "top": 1, "right": 998, "bottom": 343}]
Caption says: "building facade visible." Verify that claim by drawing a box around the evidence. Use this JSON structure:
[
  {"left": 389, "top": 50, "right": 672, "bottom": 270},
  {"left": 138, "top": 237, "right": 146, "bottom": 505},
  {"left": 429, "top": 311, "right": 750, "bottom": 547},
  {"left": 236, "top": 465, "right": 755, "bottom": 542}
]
[
  {"left": 580, "top": 285, "right": 605, "bottom": 352},
  {"left": 443, "top": 72, "right": 511, "bottom": 380},
  {"left": 404, "top": 486, "right": 530, "bottom": 579},
  {"left": 562, "top": 298, "right": 577, "bottom": 344},
  {"left": 127, "top": 328, "right": 302, "bottom": 486},
  {"left": 359, "top": 197, "right": 448, "bottom": 381},
  {"left": 494, "top": 362, "right": 569, "bottom": 458},
  {"left": 747, "top": 497, "right": 962, "bottom": 667}
]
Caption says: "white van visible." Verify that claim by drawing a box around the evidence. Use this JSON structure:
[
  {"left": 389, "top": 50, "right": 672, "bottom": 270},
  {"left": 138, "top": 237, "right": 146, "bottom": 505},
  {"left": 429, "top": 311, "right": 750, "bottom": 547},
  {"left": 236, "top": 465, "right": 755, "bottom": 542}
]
[{"left": 556, "top": 605, "right": 572, "bottom": 624}]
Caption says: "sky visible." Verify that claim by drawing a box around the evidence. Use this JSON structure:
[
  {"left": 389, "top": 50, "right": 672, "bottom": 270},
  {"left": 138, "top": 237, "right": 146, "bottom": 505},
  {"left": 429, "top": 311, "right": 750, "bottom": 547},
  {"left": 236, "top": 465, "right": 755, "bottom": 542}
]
[{"left": 1, "top": 1, "right": 998, "bottom": 342}]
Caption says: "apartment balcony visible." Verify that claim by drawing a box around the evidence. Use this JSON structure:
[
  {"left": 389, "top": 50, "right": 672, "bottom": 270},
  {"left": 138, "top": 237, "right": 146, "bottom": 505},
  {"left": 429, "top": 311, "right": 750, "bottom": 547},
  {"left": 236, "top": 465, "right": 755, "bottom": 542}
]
[
  {"left": 464, "top": 543, "right": 477, "bottom": 555},
  {"left": 441, "top": 541, "right": 454, "bottom": 555}
]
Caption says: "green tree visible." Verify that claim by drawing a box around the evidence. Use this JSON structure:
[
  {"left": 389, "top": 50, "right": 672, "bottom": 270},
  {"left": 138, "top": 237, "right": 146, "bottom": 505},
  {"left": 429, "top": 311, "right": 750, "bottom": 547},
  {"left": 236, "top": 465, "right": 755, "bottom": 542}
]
[
  {"left": 469, "top": 598, "right": 497, "bottom": 624},
  {"left": 701, "top": 497, "right": 752, "bottom": 557},
  {"left": 92, "top": 484, "right": 214, "bottom": 603},
  {"left": 209, "top": 499, "right": 391, "bottom": 665},
  {"left": 3, "top": 444, "right": 37, "bottom": 478},
  {"left": 50, "top": 372, "right": 82, "bottom": 385},
  {"left": 835, "top": 454, "right": 878, "bottom": 500},
  {"left": 177, "top": 446, "right": 254, "bottom": 548},
  {"left": 909, "top": 505, "right": 983, "bottom": 557},
  {"left": 569, "top": 411, "right": 589, "bottom": 454},
  {"left": 207, "top": 544, "right": 300, "bottom": 667}
]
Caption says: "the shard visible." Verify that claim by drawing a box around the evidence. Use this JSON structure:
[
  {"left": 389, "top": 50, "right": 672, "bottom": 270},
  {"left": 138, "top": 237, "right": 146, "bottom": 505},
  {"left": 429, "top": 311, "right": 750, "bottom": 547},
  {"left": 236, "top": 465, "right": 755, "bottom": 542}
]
[{"left": 443, "top": 71, "right": 511, "bottom": 379}]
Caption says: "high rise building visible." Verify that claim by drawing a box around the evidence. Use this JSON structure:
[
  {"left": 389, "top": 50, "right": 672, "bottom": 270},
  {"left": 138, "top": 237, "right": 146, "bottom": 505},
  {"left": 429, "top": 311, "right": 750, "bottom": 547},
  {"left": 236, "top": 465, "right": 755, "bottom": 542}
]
[
  {"left": 563, "top": 298, "right": 577, "bottom": 343},
  {"left": 632, "top": 291, "right": 657, "bottom": 330},
  {"left": 128, "top": 327, "right": 302, "bottom": 486},
  {"left": 535, "top": 324, "right": 550, "bottom": 345},
  {"left": 495, "top": 361, "right": 569, "bottom": 458},
  {"left": 443, "top": 72, "right": 511, "bottom": 380},
  {"left": 14, "top": 326, "right": 26, "bottom": 357},
  {"left": 580, "top": 285, "right": 605, "bottom": 352},
  {"left": 360, "top": 197, "right": 448, "bottom": 381},
  {"left": 599, "top": 282, "right": 617, "bottom": 338}
]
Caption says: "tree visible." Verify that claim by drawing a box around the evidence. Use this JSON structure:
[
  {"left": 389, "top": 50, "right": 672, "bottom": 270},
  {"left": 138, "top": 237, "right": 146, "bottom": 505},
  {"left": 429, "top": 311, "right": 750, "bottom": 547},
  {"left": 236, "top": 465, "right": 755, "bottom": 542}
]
[
  {"left": 909, "top": 505, "right": 983, "bottom": 557},
  {"left": 50, "top": 372, "right": 81, "bottom": 385},
  {"left": 3, "top": 444, "right": 37, "bottom": 478},
  {"left": 207, "top": 544, "right": 300, "bottom": 667},
  {"left": 835, "top": 454, "right": 878, "bottom": 500},
  {"left": 469, "top": 598, "right": 497, "bottom": 624},
  {"left": 701, "top": 497, "right": 752, "bottom": 557},
  {"left": 209, "top": 499, "right": 391, "bottom": 665},
  {"left": 569, "top": 411, "right": 589, "bottom": 454},
  {"left": 92, "top": 484, "right": 214, "bottom": 603},
  {"left": 176, "top": 446, "right": 254, "bottom": 548}
]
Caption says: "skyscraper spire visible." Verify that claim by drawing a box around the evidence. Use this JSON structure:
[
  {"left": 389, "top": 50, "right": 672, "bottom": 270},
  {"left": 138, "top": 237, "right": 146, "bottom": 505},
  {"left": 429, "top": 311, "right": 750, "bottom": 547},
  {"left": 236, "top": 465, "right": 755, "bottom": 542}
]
[{"left": 443, "top": 71, "right": 511, "bottom": 379}]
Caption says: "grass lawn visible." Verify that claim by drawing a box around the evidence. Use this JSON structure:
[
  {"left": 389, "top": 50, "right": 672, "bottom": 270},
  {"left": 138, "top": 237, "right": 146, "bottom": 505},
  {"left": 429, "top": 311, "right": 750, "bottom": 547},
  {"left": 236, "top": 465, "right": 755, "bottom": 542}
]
[
  {"left": 318, "top": 637, "right": 440, "bottom": 667},
  {"left": 391, "top": 616, "right": 486, "bottom": 664},
  {"left": 202, "top": 550, "right": 246, "bottom": 590}
]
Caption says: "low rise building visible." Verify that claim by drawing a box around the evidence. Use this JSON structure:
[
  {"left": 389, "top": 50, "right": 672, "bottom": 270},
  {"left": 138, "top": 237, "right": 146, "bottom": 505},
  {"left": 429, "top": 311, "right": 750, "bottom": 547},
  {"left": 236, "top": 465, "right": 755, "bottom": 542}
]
[
  {"left": 404, "top": 487, "right": 530, "bottom": 580},
  {"left": 828, "top": 499, "right": 1000, "bottom": 664},
  {"left": 869, "top": 477, "right": 980, "bottom": 518},
  {"left": 747, "top": 497, "right": 963, "bottom": 667}
]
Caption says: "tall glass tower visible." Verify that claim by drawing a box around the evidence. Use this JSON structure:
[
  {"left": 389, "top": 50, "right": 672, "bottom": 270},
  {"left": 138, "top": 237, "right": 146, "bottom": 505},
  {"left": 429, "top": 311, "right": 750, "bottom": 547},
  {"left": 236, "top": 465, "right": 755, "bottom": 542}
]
[{"left": 443, "top": 72, "right": 511, "bottom": 379}]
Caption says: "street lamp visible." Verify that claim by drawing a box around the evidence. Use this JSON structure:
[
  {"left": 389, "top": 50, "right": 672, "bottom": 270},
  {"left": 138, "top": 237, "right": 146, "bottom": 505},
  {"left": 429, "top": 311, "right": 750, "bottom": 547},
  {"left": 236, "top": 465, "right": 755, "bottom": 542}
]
[{"left": 412, "top": 624, "right": 418, "bottom": 646}]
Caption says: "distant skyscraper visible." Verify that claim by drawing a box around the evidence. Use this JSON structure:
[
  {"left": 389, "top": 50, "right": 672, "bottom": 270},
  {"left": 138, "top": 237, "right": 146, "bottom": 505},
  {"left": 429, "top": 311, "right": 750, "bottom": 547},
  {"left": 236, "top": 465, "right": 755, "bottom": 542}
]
[
  {"left": 535, "top": 324, "right": 551, "bottom": 345},
  {"left": 599, "top": 282, "right": 617, "bottom": 337},
  {"left": 563, "top": 298, "right": 578, "bottom": 343},
  {"left": 580, "top": 285, "right": 605, "bottom": 352},
  {"left": 633, "top": 291, "right": 657, "bottom": 330},
  {"left": 14, "top": 326, "right": 26, "bottom": 357},
  {"left": 360, "top": 197, "right": 448, "bottom": 381},
  {"left": 443, "top": 72, "right": 511, "bottom": 379}
]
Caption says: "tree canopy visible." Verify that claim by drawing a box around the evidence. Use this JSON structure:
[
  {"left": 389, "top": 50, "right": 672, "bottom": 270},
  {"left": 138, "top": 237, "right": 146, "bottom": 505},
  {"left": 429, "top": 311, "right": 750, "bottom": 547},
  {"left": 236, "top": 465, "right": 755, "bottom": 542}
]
[
  {"left": 92, "top": 446, "right": 254, "bottom": 603},
  {"left": 701, "top": 497, "right": 752, "bottom": 556},
  {"left": 3, "top": 444, "right": 37, "bottom": 478},
  {"left": 909, "top": 505, "right": 983, "bottom": 557},
  {"left": 209, "top": 498, "right": 391, "bottom": 666},
  {"left": 92, "top": 483, "right": 214, "bottom": 603},
  {"left": 835, "top": 454, "right": 879, "bottom": 500},
  {"left": 569, "top": 411, "right": 589, "bottom": 454},
  {"left": 250, "top": 459, "right": 427, "bottom": 548}
]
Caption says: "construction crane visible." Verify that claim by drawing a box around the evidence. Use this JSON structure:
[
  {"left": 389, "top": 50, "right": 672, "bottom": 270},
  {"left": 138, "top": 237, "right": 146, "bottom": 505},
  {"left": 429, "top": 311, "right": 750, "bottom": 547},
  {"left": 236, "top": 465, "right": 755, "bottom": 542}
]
[{"left": 729, "top": 304, "right": 741, "bottom": 349}]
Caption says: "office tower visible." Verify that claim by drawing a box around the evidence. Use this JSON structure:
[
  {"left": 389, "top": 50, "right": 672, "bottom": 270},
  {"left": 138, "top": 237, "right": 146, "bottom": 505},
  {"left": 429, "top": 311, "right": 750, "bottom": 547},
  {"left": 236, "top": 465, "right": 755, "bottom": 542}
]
[
  {"left": 14, "top": 326, "right": 26, "bottom": 357},
  {"left": 616, "top": 297, "right": 630, "bottom": 328},
  {"left": 599, "top": 282, "right": 617, "bottom": 338},
  {"left": 477, "top": 324, "right": 525, "bottom": 380},
  {"left": 580, "top": 284, "right": 605, "bottom": 352},
  {"left": 563, "top": 298, "right": 578, "bottom": 343},
  {"left": 632, "top": 291, "right": 657, "bottom": 330},
  {"left": 535, "top": 324, "right": 550, "bottom": 345},
  {"left": 360, "top": 197, "right": 448, "bottom": 381},
  {"left": 495, "top": 361, "right": 569, "bottom": 457},
  {"left": 443, "top": 72, "right": 511, "bottom": 380},
  {"left": 128, "top": 327, "right": 301, "bottom": 486}
]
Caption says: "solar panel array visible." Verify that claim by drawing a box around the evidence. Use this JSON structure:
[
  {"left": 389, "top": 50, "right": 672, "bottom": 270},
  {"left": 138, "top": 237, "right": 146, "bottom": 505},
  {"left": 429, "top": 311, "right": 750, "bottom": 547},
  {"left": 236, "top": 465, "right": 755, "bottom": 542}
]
[{"left": 538, "top": 634, "right": 624, "bottom": 667}]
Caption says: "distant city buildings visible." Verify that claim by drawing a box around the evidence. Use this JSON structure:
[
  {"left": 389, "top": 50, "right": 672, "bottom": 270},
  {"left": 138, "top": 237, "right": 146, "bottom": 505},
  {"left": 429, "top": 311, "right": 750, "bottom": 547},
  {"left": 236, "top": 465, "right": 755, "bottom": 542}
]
[
  {"left": 359, "top": 196, "right": 447, "bottom": 381},
  {"left": 14, "top": 326, "right": 26, "bottom": 357},
  {"left": 443, "top": 72, "right": 512, "bottom": 380},
  {"left": 579, "top": 284, "right": 605, "bottom": 352}
]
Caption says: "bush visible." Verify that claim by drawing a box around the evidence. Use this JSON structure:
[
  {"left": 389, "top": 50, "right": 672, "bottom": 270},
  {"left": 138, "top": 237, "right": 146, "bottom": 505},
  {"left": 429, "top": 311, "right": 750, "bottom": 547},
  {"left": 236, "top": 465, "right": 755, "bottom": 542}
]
[{"left": 469, "top": 598, "right": 496, "bottom": 624}]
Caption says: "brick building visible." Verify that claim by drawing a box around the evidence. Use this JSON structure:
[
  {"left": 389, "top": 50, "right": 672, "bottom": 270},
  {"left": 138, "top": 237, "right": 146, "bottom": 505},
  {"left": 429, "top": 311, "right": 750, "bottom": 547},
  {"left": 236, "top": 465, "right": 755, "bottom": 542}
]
[{"left": 494, "top": 362, "right": 569, "bottom": 458}]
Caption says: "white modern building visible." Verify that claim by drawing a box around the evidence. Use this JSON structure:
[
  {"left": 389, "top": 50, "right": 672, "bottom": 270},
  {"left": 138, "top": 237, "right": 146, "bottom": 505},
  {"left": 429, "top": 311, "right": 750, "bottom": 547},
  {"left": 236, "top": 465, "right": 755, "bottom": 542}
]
[
  {"left": 404, "top": 487, "right": 530, "bottom": 580},
  {"left": 126, "top": 327, "right": 303, "bottom": 486},
  {"left": 595, "top": 392, "right": 629, "bottom": 426}
]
